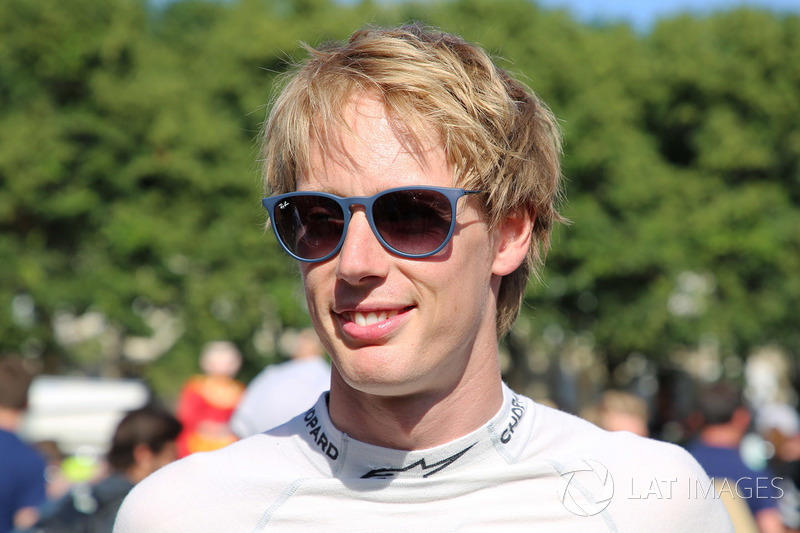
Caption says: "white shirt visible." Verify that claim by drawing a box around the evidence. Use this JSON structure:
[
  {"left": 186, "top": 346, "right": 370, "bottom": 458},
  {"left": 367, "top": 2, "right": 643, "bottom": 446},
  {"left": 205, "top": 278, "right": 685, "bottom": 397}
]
[
  {"left": 229, "top": 357, "right": 331, "bottom": 438},
  {"left": 115, "top": 384, "right": 733, "bottom": 532}
]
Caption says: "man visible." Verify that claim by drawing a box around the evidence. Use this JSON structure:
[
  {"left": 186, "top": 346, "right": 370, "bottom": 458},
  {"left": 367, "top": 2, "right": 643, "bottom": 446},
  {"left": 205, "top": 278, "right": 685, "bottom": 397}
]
[
  {"left": 30, "top": 406, "right": 181, "bottom": 533},
  {"left": 581, "top": 390, "right": 650, "bottom": 437},
  {"left": 756, "top": 403, "right": 800, "bottom": 531},
  {"left": 115, "top": 24, "right": 733, "bottom": 531},
  {"left": 687, "top": 383, "right": 785, "bottom": 533},
  {"left": 0, "top": 357, "right": 46, "bottom": 533},
  {"left": 230, "top": 328, "right": 330, "bottom": 438}
]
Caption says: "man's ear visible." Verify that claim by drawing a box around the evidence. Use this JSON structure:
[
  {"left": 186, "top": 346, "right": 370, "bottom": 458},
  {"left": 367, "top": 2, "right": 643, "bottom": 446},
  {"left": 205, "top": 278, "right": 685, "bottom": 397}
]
[{"left": 492, "top": 209, "right": 534, "bottom": 276}]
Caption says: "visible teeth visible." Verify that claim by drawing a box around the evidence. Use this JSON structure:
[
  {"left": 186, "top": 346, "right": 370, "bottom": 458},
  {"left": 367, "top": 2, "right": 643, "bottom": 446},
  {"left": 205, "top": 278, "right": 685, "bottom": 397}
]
[{"left": 352, "top": 309, "right": 400, "bottom": 326}]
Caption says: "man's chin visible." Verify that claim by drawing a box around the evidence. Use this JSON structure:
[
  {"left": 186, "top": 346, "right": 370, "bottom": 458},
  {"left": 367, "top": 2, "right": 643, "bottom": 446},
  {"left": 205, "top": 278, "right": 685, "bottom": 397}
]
[{"left": 336, "top": 370, "right": 431, "bottom": 399}]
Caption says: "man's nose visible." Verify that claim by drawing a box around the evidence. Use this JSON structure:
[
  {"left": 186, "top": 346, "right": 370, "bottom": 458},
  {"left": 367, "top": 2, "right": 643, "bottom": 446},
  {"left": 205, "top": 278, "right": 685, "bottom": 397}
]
[{"left": 335, "top": 208, "right": 391, "bottom": 284}]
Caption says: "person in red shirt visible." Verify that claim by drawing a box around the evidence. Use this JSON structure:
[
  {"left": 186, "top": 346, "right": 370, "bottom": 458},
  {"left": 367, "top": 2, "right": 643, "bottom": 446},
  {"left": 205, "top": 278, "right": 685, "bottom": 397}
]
[{"left": 175, "top": 341, "right": 245, "bottom": 457}]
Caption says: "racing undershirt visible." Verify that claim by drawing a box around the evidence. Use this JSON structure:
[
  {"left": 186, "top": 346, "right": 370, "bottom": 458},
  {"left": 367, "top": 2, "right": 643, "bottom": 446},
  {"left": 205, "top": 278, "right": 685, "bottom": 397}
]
[{"left": 114, "top": 383, "right": 733, "bottom": 532}]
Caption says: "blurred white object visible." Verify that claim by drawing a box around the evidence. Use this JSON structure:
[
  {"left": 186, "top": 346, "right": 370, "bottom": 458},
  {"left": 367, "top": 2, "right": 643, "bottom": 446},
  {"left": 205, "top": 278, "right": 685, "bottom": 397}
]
[
  {"left": 19, "top": 375, "right": 150, "bottom": 455},
  {"left": 230, "top": 358, "right": 330, "bottom": 438},
  {"left": 756, "top": 403, "right": 800, "bottom": 436}
]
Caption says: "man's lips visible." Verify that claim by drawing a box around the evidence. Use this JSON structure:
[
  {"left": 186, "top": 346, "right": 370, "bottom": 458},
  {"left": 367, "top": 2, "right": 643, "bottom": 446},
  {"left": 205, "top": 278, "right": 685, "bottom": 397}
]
[{"left": 333, "top": 306, "right": 415, "bottom": 333}]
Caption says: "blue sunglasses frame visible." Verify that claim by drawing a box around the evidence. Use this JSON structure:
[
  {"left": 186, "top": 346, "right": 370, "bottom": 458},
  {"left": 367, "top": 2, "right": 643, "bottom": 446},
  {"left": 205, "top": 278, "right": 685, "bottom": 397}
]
[{"left": 262, "top": 186, "right": 484, "bottom": 263}]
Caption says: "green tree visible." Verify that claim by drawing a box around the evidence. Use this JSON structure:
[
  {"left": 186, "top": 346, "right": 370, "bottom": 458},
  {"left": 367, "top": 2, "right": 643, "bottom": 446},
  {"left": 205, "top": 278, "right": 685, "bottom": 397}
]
[{"left": 1, "top": 0, "right": 798, "bottom": 401}]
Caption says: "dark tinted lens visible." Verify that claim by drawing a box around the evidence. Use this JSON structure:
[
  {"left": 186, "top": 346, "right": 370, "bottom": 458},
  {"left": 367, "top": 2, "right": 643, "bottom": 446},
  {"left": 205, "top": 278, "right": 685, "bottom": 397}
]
[
  {"left": 373, "top": 189, "right": 452, "bottom": 255},
  {"left": 272, "top": 195, "right": 344, "bottom": 259}
]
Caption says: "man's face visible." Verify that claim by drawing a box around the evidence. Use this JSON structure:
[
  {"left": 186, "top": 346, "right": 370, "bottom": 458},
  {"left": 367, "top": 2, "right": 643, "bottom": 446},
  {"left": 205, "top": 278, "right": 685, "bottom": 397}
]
[{"left": 297, "top": 95, "right": 505, "bottom": 399}]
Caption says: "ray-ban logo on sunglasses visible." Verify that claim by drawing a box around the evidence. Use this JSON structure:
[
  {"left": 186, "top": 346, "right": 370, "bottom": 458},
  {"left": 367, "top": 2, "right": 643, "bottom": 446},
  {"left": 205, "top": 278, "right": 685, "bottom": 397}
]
[{"left": 278, "top": 201, "right": 289, "bottom": 210}]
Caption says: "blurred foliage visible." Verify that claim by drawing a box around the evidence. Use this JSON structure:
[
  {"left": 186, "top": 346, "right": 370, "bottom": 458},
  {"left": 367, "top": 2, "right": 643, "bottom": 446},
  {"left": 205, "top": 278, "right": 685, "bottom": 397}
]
[{"left": 1, "top": 0, "right": 798, "bottom": 400}]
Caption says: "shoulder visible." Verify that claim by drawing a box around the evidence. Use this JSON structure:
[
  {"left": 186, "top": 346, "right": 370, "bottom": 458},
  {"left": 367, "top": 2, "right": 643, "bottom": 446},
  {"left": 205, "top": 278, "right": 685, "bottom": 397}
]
[
  {"left": 113, "top": 427, "right": 319, "bottom": 532},
  {"left": 527, "top": 399, "right": 708, "bottom": 478},
  {"left": 526, "top": 399, "right": 682, "bottom": 460},
  {"left": 522, "top": 400, "right": 734, "bottom": 531}
]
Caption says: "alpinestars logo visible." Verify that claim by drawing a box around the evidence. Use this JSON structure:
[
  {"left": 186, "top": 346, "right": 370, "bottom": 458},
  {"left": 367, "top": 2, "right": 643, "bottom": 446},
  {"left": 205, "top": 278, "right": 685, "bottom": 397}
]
[{"left": 361, "top": 443, "right": 476, "bottom": 479}]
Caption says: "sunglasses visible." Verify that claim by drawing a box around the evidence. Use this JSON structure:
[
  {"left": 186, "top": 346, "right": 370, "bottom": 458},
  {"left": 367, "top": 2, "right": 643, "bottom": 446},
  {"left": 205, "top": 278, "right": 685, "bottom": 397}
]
[{"left": 262, "top": 186, "right": 484, "bottom": 263}]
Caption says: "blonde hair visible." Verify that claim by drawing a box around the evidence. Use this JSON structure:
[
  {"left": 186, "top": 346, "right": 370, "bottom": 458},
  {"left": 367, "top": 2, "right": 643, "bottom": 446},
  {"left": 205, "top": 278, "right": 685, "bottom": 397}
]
[{"left": 261, "top": 24, "right": 565, "bottom": 336}]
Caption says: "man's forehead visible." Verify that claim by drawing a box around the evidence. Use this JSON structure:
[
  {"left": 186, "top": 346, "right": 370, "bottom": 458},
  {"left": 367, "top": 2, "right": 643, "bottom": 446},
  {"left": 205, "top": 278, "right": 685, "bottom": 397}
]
[{"left": 304, "top": 94, "right": 448, "bottom": 185}]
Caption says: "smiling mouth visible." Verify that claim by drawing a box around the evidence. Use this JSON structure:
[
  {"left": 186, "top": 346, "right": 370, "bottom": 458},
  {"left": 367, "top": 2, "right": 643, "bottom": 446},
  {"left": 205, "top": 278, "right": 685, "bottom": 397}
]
[{"left": 342, "top": 308, "right": 412, "bottom": 327}]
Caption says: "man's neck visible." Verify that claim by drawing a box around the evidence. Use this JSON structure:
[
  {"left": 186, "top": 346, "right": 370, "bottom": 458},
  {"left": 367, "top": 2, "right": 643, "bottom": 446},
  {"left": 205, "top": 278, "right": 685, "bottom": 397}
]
[
  {"left": 327, "top": 355, "right": 504, "bottom": 450},
  {"left": 700, "top": 424, "right": 743, "bottom": 448}
]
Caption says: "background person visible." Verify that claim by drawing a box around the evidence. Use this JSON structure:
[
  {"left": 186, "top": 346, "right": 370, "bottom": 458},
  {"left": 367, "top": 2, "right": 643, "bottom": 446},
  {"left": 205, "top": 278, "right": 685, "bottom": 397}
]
[
  {"left": 114, "top": 24, "right": 732, "bottom": 531},
  {"left": 580, "top": 389, "right": 650, "bottom": 437},
  {"left": 27, "top": 406, "right": 181, "bottom": 533},
  {"left": 175, "top": 341, "right": 244, "bottom": 457},
  {"left": 0, "top": 357, "right": 46, "bottom": 533},
  {"left": 756, "top": 403, "right": 800, "bottom": 532},
  {"left": 687, "top": 382, "right": 785, "bottom": 533},
  {"left": 230, "top": 328, "right": 330, "bottom": 438}
]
